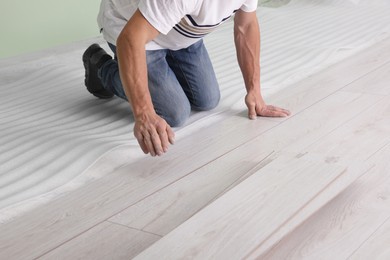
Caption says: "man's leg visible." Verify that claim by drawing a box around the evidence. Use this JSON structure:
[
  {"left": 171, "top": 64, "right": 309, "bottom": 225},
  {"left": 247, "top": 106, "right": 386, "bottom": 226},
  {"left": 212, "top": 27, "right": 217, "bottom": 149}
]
[
  {"left": 166, "top": 40, "right": 220, "bottom": 111},
  {"left": 97, "top": 44, "right": 191, "bottom": 127}
]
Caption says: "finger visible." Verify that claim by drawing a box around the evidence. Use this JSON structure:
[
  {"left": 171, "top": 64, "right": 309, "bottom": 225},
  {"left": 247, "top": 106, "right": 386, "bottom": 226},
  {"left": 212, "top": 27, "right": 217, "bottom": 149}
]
[
  {"left": 138, "top": 139, "right": 149, "bottom": 154},
  {"left": 283, "top": 108, "right": 292, "bottom": 116},
  {"left": 157, "top": 125, "right": 169, "bottom": 153},
  {"left": 166, "top": 125, "right": 175, "bottom": 145},
  {"left": 149, "top": 129, "right": 164, "bottom": 156},
  {"left": 275, "top": 107, "right": 291, "bottom": 116},
  {"left": 248, "top": 103, "right": 257, "bottom": 120},
  {"left": 134, "top": 131, "right": 149, "bottom": 154},
  {"left": 143, "top": 132, "right": 157, "bottom": 157},
  {"left": 259, "top": 106, "right": 288, "bottom": 117},
  {"left": 267, "top": 105, "right": 291, "bottom": 117},
  {"left": 260, "top": 105, "right": 290, "bottom": 117}
]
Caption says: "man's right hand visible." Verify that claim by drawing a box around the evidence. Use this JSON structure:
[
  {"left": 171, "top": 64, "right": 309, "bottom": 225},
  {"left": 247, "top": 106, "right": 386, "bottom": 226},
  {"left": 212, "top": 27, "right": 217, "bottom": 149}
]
[{"left": 133, "top": 112, "right": 175, "bottom": 157}]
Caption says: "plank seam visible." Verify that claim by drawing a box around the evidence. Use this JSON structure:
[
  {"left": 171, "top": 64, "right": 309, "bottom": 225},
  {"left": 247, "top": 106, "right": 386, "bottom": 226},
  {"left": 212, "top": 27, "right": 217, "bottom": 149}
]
[
  {"left": 252, "top": 164, "right": 374, "bottom": 259},
  {"left": 106, "top": 220, "right": 163, "bottom": 238},
  {"left": 346, "top": 214, "right": 390, "bottom": 259}
]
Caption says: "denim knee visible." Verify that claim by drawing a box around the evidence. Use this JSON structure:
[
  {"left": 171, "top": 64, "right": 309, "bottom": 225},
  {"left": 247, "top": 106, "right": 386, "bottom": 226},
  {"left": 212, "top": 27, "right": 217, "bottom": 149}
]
[
  {"left": 158, "top": 103, "right": 191, "bottom": 127},
  {"left": 191, "top": 90, "right": 220, "bottom": 111}
]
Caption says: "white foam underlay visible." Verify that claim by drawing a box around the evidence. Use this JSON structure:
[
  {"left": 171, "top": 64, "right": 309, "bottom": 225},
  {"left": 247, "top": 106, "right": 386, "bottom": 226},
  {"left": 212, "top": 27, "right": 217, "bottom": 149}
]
[{"left": 1, "top": 0, "right": 390, "bottom": 223}]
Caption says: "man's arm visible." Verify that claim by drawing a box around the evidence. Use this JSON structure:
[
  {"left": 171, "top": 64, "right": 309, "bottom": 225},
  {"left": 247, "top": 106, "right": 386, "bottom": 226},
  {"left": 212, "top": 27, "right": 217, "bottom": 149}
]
[
  {"left": 116, "top": 10, "right": 175, "bottom": 157},
  {"left": 234, "top": 10, "right": 290, "bottom": 119}
]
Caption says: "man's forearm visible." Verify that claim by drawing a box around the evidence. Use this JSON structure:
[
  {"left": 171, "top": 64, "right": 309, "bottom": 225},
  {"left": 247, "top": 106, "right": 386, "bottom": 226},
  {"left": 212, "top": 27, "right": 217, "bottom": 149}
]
[
  {"left": 116, "top": 10, "right": 160, "bottom": 119},
  {"left": 116, "top": 34, "right": 155, "bottom": 118},
  {"left": 234, "top": 11, "right": 261, "bottom": 94}
]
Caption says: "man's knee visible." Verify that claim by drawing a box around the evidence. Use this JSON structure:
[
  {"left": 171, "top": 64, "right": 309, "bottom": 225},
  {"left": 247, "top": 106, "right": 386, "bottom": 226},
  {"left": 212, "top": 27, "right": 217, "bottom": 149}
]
[
  {"left": 160, "top": 104, "right": 191, "bottom": 127},
  {"left": 192, "top": 90, "right": 220, "bottom": 111}
]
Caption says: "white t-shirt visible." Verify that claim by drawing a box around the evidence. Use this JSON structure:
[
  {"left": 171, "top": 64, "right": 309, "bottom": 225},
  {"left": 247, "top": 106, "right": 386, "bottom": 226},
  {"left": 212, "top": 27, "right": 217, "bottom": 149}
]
[{"left": 98, "top": 0, "right": 258, "bottom": 50}]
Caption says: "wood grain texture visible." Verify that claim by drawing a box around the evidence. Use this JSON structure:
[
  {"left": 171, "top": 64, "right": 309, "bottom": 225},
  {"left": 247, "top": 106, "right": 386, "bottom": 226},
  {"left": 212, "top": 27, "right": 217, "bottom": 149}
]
[
  {"left": 255, "top": 91, "right": 383, "bottom": 154},
  {"left": 40, "top": 222, "right": 160, "bottom": 260},
  {"left": 109, "top": 91, "right": 379, "bottom": 238},
  {"left": 109, "top": 150, "right": 276, "bottom": 236},
  {"left": 262, "top": 143, "right": 390, "bottom": 259},
  {"left": 265, "top": 37, "right": 390, "bottom": 115},
  {"left": 342, "top": 61, "right": 390, "bottom": 96},
  {"left": 0, "top": 115, "right": 281, "bottom": 260},
  {"left": 286, "top": 96, "right": 390, "bottom": 162},
  {"left": 45, "top": 85, "right": 378, "bottom": 258},
  {"left": 134, "top": 153, "right": 367, "bottom": 260},
  {"left": 349, "top": 216, "right": 390, "bottom": 260},
  {"left": 33, "top": 82, "right": 373, "bottom": 258},
  {"left": 246, "top": 160, "right": 372, "bottom": 259}
]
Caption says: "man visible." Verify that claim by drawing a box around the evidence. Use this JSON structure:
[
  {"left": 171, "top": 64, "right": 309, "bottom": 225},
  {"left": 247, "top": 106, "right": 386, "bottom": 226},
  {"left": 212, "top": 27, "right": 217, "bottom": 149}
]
[{"left": 83, "top": 0, "right": 290, "bottom": 157}]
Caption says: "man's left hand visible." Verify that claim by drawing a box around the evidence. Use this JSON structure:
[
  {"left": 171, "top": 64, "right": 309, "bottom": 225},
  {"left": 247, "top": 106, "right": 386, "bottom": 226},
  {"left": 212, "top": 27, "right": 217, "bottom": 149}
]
[{"left": 245, "top": 92, "right": 291, "bottom": 119}]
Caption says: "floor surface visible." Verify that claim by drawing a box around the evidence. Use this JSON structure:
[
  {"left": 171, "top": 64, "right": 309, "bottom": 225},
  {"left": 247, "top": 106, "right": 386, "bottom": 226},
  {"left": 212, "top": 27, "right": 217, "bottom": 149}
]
[{"left": 1, "top": 1, "right": 390, "bottom": 259}]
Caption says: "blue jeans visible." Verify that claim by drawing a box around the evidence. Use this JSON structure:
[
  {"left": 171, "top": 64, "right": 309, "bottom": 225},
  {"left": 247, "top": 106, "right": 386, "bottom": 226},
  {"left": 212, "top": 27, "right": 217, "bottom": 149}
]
[{"left": 98, "top": 40, "right": 220, "bottom": 127}]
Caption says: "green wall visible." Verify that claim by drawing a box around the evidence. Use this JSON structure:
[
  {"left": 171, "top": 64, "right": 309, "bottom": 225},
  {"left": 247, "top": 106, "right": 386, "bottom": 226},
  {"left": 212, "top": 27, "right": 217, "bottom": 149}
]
[{"left": 0, "top": 0, "right": 101, "bottom": 58}]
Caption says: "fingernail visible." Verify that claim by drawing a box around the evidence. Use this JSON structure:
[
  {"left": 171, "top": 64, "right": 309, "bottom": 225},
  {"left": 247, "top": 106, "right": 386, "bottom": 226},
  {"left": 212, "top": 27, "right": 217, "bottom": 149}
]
[{"left": 249, "top": 115, "right": 257, "bottom": 120}]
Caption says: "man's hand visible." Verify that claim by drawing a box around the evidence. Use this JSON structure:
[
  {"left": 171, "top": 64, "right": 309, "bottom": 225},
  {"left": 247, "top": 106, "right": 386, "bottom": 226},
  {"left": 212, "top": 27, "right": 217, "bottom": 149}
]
[
  {"left": 245, "top": 92, "right": 290, "bottom": 119},
  {"left": 134, "top": 112, "right": 175, "bottom": 157}
]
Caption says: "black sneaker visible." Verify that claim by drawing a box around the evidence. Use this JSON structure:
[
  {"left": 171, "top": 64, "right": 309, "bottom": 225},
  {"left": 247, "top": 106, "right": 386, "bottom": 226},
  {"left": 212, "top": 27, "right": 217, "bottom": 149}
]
[{"left": 82, "top": 44, "right": 114, "bottom": 99}]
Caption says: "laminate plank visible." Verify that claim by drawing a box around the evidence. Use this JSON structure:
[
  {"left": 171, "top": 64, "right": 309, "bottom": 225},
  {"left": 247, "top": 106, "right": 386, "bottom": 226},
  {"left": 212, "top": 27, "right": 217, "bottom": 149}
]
[
  {"left": 342, "top": 61, "right": 390, "bottom": 96},
  {"left": 245, "top": 159, "right": 373, "bottom": 259},
  {"left": 109, "top": 91, "right": 380, "bottom": 237},
  {"left": 108, "top": 151, "right": 276, "bottom": 236},
  {"left": 134, "top": 152, "right": 368, "bottom": 260},
  {"left": 262, "top": 143, "right": 390, "bottom": 259},
  {"left": 265, "top": 37, "right": 390, "bottom": 115},
  {"left": 286, "top": 96, "right": 390, "bottom": 162},
  {"left": 40, "top": 221, "right": 160, "bottom": 260},
  {"left": 349, "top": 217, "right": 390, "bottom": 260},
  {"left": 254, "top": 91, "right": 384, "bottom": 155}
]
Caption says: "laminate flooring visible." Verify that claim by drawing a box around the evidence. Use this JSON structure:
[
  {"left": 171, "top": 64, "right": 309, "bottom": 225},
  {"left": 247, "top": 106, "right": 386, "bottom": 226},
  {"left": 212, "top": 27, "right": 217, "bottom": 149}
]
[{"left": 1, "top": 37, "right": 389, "bottom": 259}]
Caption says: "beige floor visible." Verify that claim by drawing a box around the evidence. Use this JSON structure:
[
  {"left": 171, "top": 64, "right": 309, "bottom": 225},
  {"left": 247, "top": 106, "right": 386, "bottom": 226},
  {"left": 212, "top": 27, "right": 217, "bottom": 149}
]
[{"left": 1, "top": 37, "right": 389, "bottom": 260}]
